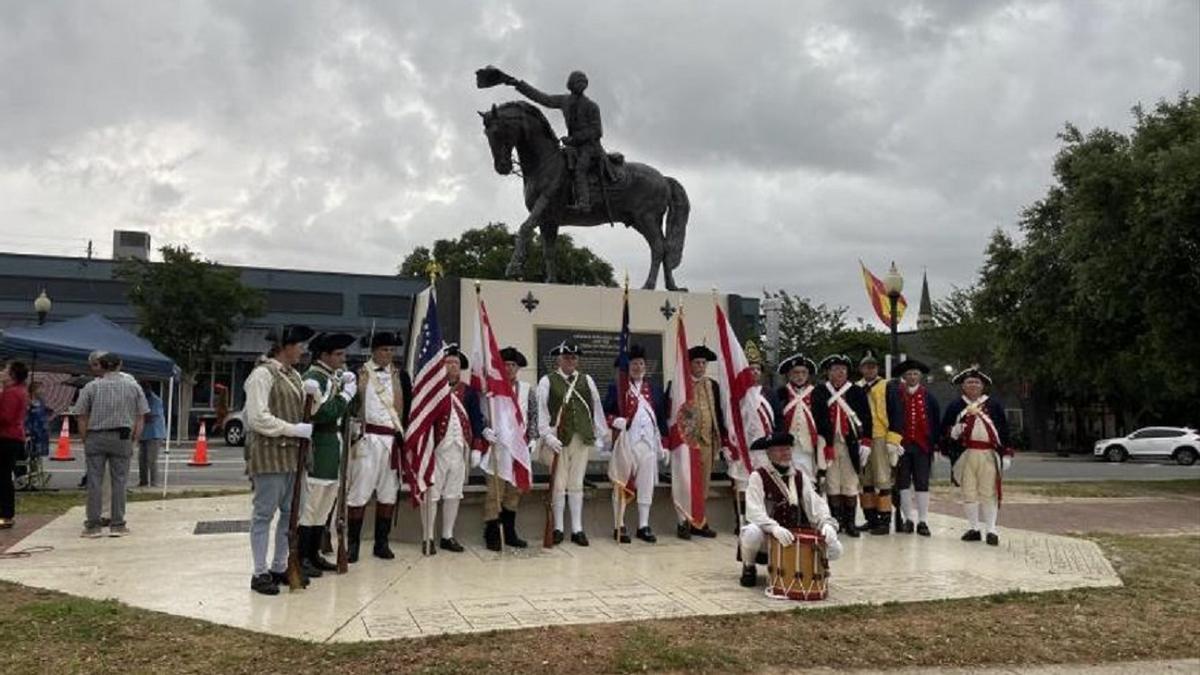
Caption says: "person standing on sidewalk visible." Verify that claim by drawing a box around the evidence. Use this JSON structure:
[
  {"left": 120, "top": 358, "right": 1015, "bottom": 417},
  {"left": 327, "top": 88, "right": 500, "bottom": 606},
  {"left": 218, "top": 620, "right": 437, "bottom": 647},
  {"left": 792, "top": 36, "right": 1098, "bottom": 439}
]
[
  {"left": 137, "top": 381, "right": 166, "bottom": 488},
  {"left": 72, "top": 353, "right": 149, "bottom": 538},
  {"left": 0, "top": 361, "right": 31, "bottom": 530}
]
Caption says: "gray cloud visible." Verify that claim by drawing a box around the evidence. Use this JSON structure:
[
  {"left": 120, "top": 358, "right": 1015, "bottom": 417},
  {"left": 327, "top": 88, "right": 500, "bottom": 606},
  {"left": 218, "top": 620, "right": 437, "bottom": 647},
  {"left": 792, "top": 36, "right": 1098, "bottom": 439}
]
[{"left": 0, "top": 0, "right": 1196, "bottom": 326}]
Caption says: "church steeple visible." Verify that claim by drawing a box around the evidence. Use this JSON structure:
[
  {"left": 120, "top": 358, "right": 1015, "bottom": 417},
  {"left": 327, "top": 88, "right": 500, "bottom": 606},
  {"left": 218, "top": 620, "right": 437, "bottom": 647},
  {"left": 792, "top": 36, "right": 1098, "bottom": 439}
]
[{"left": 917, "top": 270, "right": 934, "bottom": 331}]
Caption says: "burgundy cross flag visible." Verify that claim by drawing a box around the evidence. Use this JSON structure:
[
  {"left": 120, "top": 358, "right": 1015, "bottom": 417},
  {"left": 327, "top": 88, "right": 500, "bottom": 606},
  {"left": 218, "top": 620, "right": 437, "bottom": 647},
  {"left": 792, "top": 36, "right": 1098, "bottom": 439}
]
[{"left": 470, "top": 290, "right": 531, "bottom": 491}]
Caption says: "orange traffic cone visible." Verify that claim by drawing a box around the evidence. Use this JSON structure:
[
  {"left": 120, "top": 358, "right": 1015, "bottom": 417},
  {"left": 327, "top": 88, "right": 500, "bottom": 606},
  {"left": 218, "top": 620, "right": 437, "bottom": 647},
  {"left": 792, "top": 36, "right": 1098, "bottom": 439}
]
[
  {"left": 188, "top": 422, "right": 212, "bottom": 467},
  {"left": 50, "top": 416, "right": 75, "bottom": 461}
]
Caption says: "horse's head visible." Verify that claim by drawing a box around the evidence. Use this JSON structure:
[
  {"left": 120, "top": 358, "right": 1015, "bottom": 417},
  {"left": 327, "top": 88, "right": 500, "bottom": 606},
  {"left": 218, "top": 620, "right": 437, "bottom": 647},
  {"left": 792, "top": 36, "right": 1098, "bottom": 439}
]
[{"left": 479, "top": 103, "right": 516, "bottom": 175}]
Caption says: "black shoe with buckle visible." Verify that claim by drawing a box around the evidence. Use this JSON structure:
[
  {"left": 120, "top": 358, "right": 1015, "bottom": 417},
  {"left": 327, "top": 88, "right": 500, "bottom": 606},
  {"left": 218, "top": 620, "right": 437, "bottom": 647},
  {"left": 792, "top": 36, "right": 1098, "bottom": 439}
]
[
  {"left": 440, "top": 537, "right": 464, "bottom": 552},
  {"left": 676, "top": 523, "right": 692, "bottom": 540},
  {"left": 613, "top": 527, "right": 631, "bottom": 544},
  {"left": 739, "top": 565, "right": 758, "bottom": 588},
  {"left": 901, "top": 520, "right": 915, "bottom": 534},
  {"left": 250, "top": 573, "right": 279, "bottom": 596},
  {"left": 961, "top": 529, "right": 982, "bottom": 542},
  {"left": 691, "top": 524, "right": 717, "bottom": 538},
  {"left": 986, "top": 532, "right": 999, "bottom": 546},
  {"left": 916, "top": 522, "right": 931, "bottom": 537},
  {"left": 635, "top": 527, "right": 657, "bottom": 543},
  {"left": 552, "top": 529, "right": 564, "bottom": 545},
  {"left": 570, "top": 531, "right": 589, "bottom": 547}
]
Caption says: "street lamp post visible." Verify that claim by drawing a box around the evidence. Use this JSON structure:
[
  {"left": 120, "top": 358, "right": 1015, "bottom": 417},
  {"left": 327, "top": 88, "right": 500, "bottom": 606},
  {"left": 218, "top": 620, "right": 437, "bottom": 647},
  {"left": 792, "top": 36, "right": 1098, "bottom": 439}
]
[
  {"left": 883, "top": 262, "right": 904, "bottom": 375},
  {"left": 34, "top": 289, "right": 52, "bottom": 325}
]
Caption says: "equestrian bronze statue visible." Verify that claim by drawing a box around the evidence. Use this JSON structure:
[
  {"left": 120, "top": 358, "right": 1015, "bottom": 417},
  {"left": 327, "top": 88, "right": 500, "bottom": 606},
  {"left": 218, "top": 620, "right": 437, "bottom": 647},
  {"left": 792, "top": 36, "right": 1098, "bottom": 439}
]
[{"left": 477, "top": 66, "right": 690, "bottom": 291}]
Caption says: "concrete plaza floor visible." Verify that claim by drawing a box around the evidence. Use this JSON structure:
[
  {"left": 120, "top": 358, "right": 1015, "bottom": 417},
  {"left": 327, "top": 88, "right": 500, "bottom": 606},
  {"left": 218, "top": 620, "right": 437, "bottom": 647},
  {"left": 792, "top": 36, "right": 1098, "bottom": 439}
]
[{"left": 0, "top": 491, "right": 1121, "bottom": 643}]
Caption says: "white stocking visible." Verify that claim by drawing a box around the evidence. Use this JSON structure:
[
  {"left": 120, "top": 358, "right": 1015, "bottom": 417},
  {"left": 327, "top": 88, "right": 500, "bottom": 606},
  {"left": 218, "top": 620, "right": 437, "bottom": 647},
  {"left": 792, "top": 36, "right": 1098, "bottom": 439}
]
[
  {"left": 611, "top": 490, "right": 626, "bottom": 531},
  {"left": 964, "top": 502, "right": 980, "bottom": 531},
  {"left": 899, "top": 488, "right": 914, "bottom": 522},
  {"left": 916, "top": 491, "right": 931, "bottom": 523},
  {"left": 553, "top": 493, "right": 565, "bottom": 532},
  {"left": 638, "top": 503, "right": 651, "bottom": 529},
  {"left": 441, "top": 497, "right": 460, "bottom": 539},
  {"left": 981, "top": 500, "right": 998, "bottom": 534},
  {"left": 424, "top": 500, "right": 439, "bottom": 541},
  {"left": 568, "top": 493, "right": 584, "bottom": 533}
]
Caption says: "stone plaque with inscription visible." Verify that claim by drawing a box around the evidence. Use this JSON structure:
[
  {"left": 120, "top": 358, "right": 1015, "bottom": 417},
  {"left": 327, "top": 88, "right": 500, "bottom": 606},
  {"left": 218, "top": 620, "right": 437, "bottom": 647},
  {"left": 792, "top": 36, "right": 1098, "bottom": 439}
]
[{"left": 536, "top": 328, "right": 663, "bottom": 393}]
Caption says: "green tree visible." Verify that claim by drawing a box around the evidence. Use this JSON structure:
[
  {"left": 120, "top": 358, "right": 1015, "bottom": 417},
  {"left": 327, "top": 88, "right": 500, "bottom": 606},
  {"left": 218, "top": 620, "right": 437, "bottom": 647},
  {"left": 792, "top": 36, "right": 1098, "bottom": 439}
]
[
  {"left": 925, "top": 284, "right": 995, "bottom": 373},
  {"left": 399, "top": 222, "right": 616, "bottom": 286},
  {"left": 117, "top": 246, "right": 265, "bottom": 439},
  {"left": 976, "top": 93, "right": 1200, "bottom": 433},
  {"left": 763, "top": 291, "right": 887, "bottom": 368}
]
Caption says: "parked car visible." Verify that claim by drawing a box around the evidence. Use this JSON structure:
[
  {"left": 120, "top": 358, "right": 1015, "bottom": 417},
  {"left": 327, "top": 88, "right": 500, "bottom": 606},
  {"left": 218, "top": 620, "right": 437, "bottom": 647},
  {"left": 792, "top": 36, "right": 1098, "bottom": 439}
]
[
  {"left": 223, "top": 409, "right": 247, "bottom": 446},
  {"left": 1093, "top": 427, "right": 1200, "bottom": 465}
]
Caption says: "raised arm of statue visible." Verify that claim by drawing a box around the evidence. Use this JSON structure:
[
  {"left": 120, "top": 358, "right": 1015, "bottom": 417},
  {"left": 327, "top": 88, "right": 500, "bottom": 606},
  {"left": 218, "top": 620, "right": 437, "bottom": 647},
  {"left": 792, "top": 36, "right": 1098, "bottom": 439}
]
[{"left": 513, "top": 79, "right": 568, "bottom": 109}]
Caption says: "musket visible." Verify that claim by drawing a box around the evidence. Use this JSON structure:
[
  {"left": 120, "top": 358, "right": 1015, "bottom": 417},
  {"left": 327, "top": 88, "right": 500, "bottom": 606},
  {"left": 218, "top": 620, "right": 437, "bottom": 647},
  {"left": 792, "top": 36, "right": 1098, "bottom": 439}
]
[
  {"left": 334, "top": 367, "right": 352, "bottom": 574},
  {"left": 286, "top": 393, "right": 315, "bottom": 591}
]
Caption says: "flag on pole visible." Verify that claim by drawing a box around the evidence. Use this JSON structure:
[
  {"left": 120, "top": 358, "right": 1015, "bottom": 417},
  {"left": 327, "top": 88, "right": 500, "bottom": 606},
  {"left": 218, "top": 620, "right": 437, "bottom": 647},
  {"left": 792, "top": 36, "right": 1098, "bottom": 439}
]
[
  {"left": 608, "top": 285, "right": 637, "bottom": 501},
  {"left": 714, "top": 299, "right": 756, "bottom": 482},
  {"left": 667, "top": 305, "right": 705, "bottom": 527},
  {"left": 403, "top": 290, "right": 451, "bottom": 506},
  {"left": 861, "top": 260, "right": 907, "bottom": 326},
  {"left": 470, "top": 291, "right": 531, "bottom": 491}
]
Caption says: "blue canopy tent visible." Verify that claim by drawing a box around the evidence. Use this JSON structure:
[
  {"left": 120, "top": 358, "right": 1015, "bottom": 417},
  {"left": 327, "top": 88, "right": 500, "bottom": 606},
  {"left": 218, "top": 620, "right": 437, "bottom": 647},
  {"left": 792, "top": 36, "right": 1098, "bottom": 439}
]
[
  {"left": 0, "top": 313, "right": 177, "bottom": 379},
  {"left": 1, "top": 314, "right": 185, "bottom": 493}
]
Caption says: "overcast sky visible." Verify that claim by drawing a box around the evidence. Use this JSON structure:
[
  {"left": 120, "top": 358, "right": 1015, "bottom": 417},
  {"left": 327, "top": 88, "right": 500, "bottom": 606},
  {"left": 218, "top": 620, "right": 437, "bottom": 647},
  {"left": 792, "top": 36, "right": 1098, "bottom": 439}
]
[{"left": 1, "top": 1, "right": 1196, "bottom": 326}]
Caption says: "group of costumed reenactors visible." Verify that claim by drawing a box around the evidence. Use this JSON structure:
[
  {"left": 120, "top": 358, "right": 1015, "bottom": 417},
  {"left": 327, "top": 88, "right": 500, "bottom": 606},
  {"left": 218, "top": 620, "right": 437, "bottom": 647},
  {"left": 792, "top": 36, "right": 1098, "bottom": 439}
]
[{"left": 240, "top": 324, "right": 1014, "bottom": 597}]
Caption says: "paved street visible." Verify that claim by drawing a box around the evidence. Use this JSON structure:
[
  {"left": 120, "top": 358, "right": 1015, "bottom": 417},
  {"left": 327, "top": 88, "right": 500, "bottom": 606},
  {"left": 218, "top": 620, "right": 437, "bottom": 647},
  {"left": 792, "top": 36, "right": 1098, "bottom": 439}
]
[{"left": 24, "top": 442, "right": 1200, "bottom": 493}]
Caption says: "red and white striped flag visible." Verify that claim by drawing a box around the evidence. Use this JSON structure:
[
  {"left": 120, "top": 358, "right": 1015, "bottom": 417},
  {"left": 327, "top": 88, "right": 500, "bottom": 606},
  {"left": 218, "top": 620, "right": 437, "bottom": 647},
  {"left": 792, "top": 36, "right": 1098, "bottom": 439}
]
[
  {"left": 470, "top": 291, "right": 531, "bottom": 491},
  {"left": 402, "top": 290, "right": 451, "bottom": 506},
  {"left": 715, "top": 299, "right": 758, "bottom": 482},
  {"left": 667, "top": 305, "right": 705, "bottom": 527}
]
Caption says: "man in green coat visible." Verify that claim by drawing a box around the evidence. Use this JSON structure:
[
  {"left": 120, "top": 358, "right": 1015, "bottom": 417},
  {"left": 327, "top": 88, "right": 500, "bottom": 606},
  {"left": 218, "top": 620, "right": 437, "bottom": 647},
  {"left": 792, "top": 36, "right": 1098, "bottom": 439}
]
[{"left": 298, "top": 333, "right": 358, "bottom": 577}]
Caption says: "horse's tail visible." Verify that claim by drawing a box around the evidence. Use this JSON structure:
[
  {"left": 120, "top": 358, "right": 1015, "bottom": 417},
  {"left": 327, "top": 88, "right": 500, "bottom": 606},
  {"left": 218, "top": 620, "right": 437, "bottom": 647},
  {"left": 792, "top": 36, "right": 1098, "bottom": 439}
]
[{"left": 664, "top": 176, "right": 690, "bottom": 271}]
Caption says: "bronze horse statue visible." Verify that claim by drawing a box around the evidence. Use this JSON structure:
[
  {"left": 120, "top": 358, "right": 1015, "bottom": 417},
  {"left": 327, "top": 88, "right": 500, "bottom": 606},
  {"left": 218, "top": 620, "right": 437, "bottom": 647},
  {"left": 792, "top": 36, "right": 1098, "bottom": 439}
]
[{"left": 480, "top": 101, "right": 690, "bottom": 290}]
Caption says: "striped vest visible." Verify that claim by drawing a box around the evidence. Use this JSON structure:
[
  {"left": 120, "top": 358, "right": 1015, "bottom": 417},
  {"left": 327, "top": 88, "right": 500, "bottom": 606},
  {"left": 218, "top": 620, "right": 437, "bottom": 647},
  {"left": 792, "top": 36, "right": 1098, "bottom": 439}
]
[{"left": 246, "top": 361, "right": 304, "bottom": 476}]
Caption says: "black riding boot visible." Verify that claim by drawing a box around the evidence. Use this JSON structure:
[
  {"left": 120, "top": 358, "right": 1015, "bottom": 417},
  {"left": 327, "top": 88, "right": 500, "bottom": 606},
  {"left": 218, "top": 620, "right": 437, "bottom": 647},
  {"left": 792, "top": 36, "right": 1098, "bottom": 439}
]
[
  {"left": 373, "top": 506, "right": 396, "bottom": 560},
  {"left": 484, "top": 519, "right": 502, "bottom": 552},
  {"left": 501, "top": 508, "right": 528, "bottom": 548},
  {"left": 310, "top": 525, "right": 338, "bottom": 571},
  {"left": 347, "top": 512, "right": 364, "bottom": 563}
]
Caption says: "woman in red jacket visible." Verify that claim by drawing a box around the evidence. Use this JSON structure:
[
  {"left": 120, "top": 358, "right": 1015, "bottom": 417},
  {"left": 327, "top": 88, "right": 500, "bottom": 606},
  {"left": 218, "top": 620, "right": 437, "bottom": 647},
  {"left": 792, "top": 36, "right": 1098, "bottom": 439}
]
[{"left": 0, "top": 360, "right": 30, "bottom": 528}]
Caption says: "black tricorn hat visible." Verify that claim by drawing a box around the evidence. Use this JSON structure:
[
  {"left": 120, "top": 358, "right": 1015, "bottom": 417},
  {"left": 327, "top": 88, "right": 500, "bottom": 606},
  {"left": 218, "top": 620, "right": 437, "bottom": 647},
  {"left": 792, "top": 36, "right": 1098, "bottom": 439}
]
[
  {"left": 499, "top": 346, "right": 527, "bottom": 367},
  {"left": 750, "top": 431, "right": 795, "bottom": 451},
  {"left": 777, "top": 353, "right": 817, "bottom": 376},
  {"left": 310, "top": 332, "right": 356, "bottom": 355},
  {"left": 952, "top": 366, "right": 992, "bottom": 386},
  {"left": 615, "top": 343, "right": 649, "bottom": 367},
  {"left": 688, "top": 345, "right": 717, "bottom": 362},
  {"left": 266, "top": 325, "right": 315, "bottom": 346},
  {"left": 819, "top": 354, "right": 853, "bottom": 371},
  {"left": 443, "top": 343, "right": 469, "bottom": 369},
  {"left": 361, "top": 331, "right": 402, "bottom": 350},
  {"left": 895, "top": 358, "right": 930, "bottom": 375},
  {"left": 549, "top": 341, "right": 582, "bottom": 356}
]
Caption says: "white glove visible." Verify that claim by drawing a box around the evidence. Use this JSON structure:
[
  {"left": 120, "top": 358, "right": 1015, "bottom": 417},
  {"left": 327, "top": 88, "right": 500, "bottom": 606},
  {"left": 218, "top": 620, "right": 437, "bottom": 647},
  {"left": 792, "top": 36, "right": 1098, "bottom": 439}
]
[
  {"left": 822, "top": 524, "right": 843, "bottom": 561},
  {"left": 482, "top": 428, "right": 497, "bottom": 444},
  {"left": 771, "top": 526, "right": 795, "bottom": 547},
  {"left": 658, "top": 447, "right": 670, "bottom": 463},
  {"left": 1002, "top": 456, "right": 1012, "bottom": 471},
  {"left": 887, "top": 443, "right": 902, "bottom": 467},
  {"left": 858, "top": 443, "right": 871, "bottom": 467},
  {"left": 290, "top": 422, "right": 313, "bottom": 439},
  {"left": 612, "top": 417, "right": 627, "bottom": 431},
  {"left": 470, "top": 450, "right": 482, "bottom": 468},
  {"left": 340, "top": 379, "right": 357, "bottom": 401},
  {"left": 951, "top": 423, "right": 964, "bottom": 440},
  {"left": 340, "top": 371, "right": 357, "bottom": 387},
  {"left": 302, "top": 379, "right": 322, "bottom": 398},
  {"left": 544, "top": 434, "right": 563, "bottom": 454}
]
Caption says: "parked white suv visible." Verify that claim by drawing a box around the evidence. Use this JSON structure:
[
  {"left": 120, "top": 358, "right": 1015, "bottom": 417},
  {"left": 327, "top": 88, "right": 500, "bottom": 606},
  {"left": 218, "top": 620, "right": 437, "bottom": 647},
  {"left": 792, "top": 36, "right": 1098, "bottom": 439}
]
[{"left": 1094, "top": 427, "right": 1199, "bottom": 465}]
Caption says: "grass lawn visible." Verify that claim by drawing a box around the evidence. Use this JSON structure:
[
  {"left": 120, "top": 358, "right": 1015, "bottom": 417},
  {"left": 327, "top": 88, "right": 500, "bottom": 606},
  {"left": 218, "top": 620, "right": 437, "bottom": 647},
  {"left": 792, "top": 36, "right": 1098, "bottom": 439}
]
[
  {"left": 13, "top": 488, "right": 250, "bottom": 516},
  {"left": 2, "top": 480, "right": 1198, "bottom": 673}
]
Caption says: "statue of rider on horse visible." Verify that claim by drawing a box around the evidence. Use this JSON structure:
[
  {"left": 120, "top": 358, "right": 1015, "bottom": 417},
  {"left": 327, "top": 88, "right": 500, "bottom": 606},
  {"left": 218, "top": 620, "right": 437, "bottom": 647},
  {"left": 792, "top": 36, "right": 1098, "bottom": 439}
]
[{"left": 477, "top": 65, "right": 690, "bottom": 291}]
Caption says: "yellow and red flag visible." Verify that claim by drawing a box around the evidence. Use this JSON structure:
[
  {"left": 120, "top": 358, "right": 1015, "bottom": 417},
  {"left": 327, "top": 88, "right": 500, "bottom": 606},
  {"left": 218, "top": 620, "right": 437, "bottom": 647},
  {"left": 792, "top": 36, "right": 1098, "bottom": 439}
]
[{"left": 860, "top": 261, "right": 907, "bottom": 327}]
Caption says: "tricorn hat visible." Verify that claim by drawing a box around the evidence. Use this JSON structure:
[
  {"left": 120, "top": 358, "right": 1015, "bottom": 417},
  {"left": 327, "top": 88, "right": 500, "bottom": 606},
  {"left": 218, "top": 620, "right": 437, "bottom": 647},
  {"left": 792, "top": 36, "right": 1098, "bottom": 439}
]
[
  {"left": 266, "top": 325, "right": 315, "bottom": 346},
  {"left": 443, "top": 343, "right": 469, "bottom": 369},
  {"left": 499, "top": 346, "right": 527, "bottom": 368},
  {"left": 895, "top": 358, "right": 930, "bottom": 375},
  {"left": 819, "top": 354, "right": 853, "bottom": 371},
  {"left": 777, "top": 353, "right": 817, "bottom": 377},
  {"left": 616, "top": 343, "right": 648, "bottom": 367},
  {"left": 750, "top": 432, "right": 795, "bottom": 451},
  {"left": 310, "top": 332, "right": 356, "bottom": 355},
  {"left": 951, "top": 366, "right": 992, "bottom": 386},
  {"left": 362, "top": 331, "right": 402, "bottom": 350},
  {"left": 549, "top": 341, "right": 582, "bottom": 357},
  {"left": 688, "top": 345, "right": 717, "bottom": 362}
]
